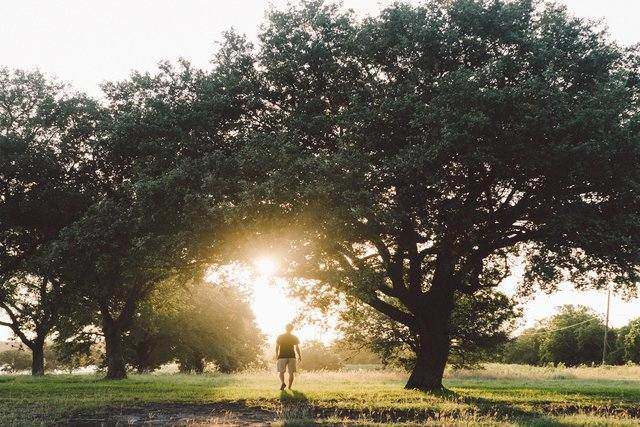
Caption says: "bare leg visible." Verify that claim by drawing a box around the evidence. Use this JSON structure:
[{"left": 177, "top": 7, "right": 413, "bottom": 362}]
[
  {"left": 287, "top": 371, "right": 294, "bottom": 389},
  {"left": 279, "top": 371, "right": 285, "bottom": 389}
]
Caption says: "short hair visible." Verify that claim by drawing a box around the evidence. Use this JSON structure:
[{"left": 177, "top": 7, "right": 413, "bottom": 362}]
[{"left": 285, "top": 323, "right": 294, "bottom": 332}]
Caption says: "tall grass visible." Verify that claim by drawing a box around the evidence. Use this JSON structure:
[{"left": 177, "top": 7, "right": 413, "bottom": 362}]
[{"left": 447, "top": 363, "right": 640, "bottom": 381}]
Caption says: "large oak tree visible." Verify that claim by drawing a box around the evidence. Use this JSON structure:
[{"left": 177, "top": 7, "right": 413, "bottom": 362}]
[
  {"left": 229, "top": 0, "right": 640, "bottom": 390},
  {"left": 53, "top": 36, "right": 260, "bottom": 379},
  {"left": 0, "top": 69, "right": 100, "bottom": 375}
]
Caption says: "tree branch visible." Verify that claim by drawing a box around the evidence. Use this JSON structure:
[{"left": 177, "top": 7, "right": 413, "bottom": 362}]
[
  {"left": 333, "top": 246, "right": 399, "bottom": 298},
  {"left": 0, "top": 302, "right": 33, "bottom": 348},
  {"left": 366, "top": 295, "right": 415, "bottom": 328}
]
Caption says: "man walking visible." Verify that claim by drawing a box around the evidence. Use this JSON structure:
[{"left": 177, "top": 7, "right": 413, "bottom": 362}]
[{"left": 275, "top": 323, "right": 301, "bottom": 390}]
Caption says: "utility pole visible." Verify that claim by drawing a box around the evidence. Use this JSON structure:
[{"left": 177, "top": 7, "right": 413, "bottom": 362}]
[{"left": 602, "top": 287, "right": 611, "bottom": 365}]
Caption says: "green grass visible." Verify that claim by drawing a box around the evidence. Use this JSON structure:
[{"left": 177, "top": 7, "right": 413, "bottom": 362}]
[{"left": 1, "top": 365, "right": 639, "bottom": 425}]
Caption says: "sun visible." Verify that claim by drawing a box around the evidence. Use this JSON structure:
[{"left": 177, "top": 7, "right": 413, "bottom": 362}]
[
  {"left": 253, "top": 256, "right": 279, "bottom": 277},
  {"left": 205, "top": 257, "right": 334, "bottom": 343}
]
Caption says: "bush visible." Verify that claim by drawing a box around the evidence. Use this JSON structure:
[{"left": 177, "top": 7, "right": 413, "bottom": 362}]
[
  {"left": 0, "top": 345, "right": 67, "bottom": 372},
  {"left": 502, "top": 329, "right": 542, "bottom": 365},
  {"left": 126, "top": 279, "right": 264, "bottom": 374},
  {"left": 0, "top": 349, "right": 31, "bottom": 372},
  {"left": 623, "top": 318, "right": 640, "bottom": 364},
  {"left": 299, "top": 341, "right": 343, "bottom": 371},
  {"left": 503, "top": 305, "right": 626, "bottom": 366}
]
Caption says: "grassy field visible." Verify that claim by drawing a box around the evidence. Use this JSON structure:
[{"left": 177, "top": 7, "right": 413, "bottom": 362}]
[{"left": 1, "top": 364, "right": 639, "bottom": 425}]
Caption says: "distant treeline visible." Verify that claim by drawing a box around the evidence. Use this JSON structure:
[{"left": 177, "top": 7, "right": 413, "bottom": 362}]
[
  {"left": 0, "top": 336, "right": 381, "bottom": 374},
  {"left": 502, "top": 305, "right": 640, "bottom": 367}
]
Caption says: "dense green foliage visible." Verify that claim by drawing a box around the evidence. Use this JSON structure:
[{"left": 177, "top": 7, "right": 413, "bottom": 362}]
[
  {"left": 0, "top": 68, "right": 101, "bottom": 375},
  {"left": 126, "top": 279, "right": 264, "bottom": 373},
  {"left": 501, "top": 329, "right": 542, "bottom": 366},
  {"left": 503, "top": 306, "right": 640, "bottom": 366},
  {"left": 221, "top": 0, "right": 640, "bottom": 390},
  {"left": 0, "top": 42, "right": 263, "bottom": 377}
]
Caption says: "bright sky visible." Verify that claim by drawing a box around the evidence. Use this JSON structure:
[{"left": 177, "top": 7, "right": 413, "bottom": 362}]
[
  {"left": 1, "top": 0, "right": 639, "bottom": 341},
  {"left": 204, "top": 259, "right": 338, "bottom": 344}
]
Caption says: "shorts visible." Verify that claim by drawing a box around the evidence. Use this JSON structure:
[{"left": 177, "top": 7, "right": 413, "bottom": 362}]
[{"left": 276, "top": 357, "right": 297, "bottom": 373}]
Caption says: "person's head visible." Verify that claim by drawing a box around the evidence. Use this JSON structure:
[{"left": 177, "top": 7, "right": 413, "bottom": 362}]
[{"left": 285, "top": 323, "right": 294, "bottom": 333}]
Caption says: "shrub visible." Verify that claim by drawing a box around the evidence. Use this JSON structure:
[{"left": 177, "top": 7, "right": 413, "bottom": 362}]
[
  {"left": 300, "top": 341, "right": 344, "bottom": 371},
  {"left": 0, "top": 349, "right": 31, "bottom": 372}
]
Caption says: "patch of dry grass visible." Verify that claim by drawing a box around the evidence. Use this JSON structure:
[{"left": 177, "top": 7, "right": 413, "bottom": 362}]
[{"left": 448, "top": 363, "right": 640, "bottom": 381}]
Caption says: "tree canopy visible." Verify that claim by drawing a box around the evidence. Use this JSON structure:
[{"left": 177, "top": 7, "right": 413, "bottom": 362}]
[
  {"left": 0, "top": 68, "right": 100, "bottom": 375},
  {"left": 225, "top": 0, "right": 640, "bottom": 389}
]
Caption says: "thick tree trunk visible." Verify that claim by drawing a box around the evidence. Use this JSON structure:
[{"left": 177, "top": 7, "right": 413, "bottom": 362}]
[
  {"left": 179, "top": 353, "right": 205, "bottom": 374},
  {"left": 31, "top": 342, "right": 45, "bottom": 376},
  {"left": 405, "top": 291, "right": 455, "bottom": 391},
  {"left": 133, "top": 339, "right": 155, "bottom": 374},
  {"left": 194, "top": 356, "right": 205, "bottom": 374},
  {"left": 405, "top": 325, "right": 450, "bottom": 391},
  {"left": 103, "top": 319, "right": 127, "bottom": 380}
]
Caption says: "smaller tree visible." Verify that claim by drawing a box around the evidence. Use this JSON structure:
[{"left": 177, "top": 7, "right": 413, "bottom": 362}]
[
  {"left": 0, "top": 68, "right": 100, "bottom": 375},
  {"left": 124, "top": 277, "right": 264, "bottom": 374},
  {"left": 173, "top": 281, "right": 264, "bottom": 373},
  {"left": 623, "top": 318, "right": 640, "bottom": 364},
  {"left": 54, "top": 40, "right": 259, "bottom": 379},
  {"left": 504, "top": 305, "right": 620, "bottom": 366},
  {"left": 502, "top": 329, "right": 542, "bottom": 365},
  {"left": 538, "top": 305, "right": 608, "bottom": 366}
]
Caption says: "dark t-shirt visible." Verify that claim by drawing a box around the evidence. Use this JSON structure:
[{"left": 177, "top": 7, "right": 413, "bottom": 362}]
[{"left": 276, "top": 333, "right": 299, "bottom": 359}]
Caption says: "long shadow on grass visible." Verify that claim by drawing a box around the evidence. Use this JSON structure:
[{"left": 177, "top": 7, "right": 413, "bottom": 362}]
[
  {"left": 279, "top": 390, "right": 315, "bottom": 425},
  {"left": 307, "top": 387, "right": 564, "bottom": 425},
  {"left": 434, "top": 389, "right": 564, "bottom": 426},
  {"left": 61, "top": 375, "right": 277, "bottom": 425},
  {"left": 438, "top": 386, "right": 640, "bottom": 423}
]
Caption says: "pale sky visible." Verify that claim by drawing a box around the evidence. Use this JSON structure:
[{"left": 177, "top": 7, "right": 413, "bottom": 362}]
[{"left": 1, "top": 0, "right": 639, "bottom": 341}]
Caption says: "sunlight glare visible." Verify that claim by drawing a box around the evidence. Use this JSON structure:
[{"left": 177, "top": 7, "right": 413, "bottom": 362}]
[
  {"left": 205, "top": 260, "right": 336, "bottom": 344},
  {"left": 253, "top": 256, "right": 278, "bottom": 277}
]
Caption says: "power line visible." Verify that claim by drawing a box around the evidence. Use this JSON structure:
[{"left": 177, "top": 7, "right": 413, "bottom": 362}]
[{"left": 520, "top": 317, "right": 600, "bottom": 336}]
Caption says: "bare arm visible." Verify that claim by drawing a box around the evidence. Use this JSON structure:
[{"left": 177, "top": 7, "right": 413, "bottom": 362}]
[
  {"left": 295, "top": 344, "right": 301, "bottom": 361},
  {"left": 275, "top": 342, "right": 280, "bottom": 360}
]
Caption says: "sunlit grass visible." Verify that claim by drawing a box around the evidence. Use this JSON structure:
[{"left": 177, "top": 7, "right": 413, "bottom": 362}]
[
  {"left": 448, "top": 362, "right": 640, "bottom": 381},
  {"left": 0, "top": 364, "right": 639, "bottom": 425}
]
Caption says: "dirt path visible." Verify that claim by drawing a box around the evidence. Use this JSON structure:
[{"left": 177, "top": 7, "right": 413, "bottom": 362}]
[{"left": 68, "top": 402, "right": 280, "bottom": 425}]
